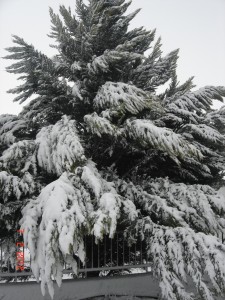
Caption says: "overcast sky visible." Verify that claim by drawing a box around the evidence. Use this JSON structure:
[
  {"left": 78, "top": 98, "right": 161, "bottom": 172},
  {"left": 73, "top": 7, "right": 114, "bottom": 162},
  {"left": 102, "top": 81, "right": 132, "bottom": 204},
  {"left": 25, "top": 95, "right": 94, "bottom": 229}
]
[{"left": 0, "top": 0, "right": 225, "bottom": 115}]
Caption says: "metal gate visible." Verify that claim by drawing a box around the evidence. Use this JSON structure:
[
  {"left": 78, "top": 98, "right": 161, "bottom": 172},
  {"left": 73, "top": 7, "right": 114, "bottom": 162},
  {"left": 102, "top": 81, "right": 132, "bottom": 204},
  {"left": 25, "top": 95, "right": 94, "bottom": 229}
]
[{"left": 0, "top": 232, "right": 152, "bottom": 282}]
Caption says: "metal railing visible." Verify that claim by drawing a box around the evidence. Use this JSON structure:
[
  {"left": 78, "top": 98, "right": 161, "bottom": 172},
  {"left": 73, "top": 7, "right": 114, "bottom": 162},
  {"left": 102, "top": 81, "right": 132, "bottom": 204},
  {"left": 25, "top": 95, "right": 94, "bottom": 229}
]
[{"left": 0, "top": 233, "right": 152, "bottom": 282}]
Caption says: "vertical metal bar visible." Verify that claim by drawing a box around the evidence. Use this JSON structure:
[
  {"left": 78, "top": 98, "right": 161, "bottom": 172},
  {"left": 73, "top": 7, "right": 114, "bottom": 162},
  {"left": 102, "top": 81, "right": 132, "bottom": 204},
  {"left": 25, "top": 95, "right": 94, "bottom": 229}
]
[
  {"left": 129, "top": 246, "right": 131, "bottom": 265},
  {"left": 104, "top": 236, "right": 106, "bottom": 267},
  {"left": 116, "top": 233, "right": 118, "bottom": 267},
  {"left": 123, "top": 238, "right": 125, "bottom": 266},
  {"left": 134, "top": 243, "right": 137, "bottom": 265},
  {"left": 92, "top": 235, "right": 94, "bottom": 268},
  {"left": 85, "top": 235, "right": 87, "bottom": 277},
  {"left": 98, "top": 241, "right": 100, "bottom": 268},
  {"left": 23, "top": 242, "right": 25, "bottom": 271},
  {"left": 7, "top": 238, "right": 10, "bottom": 273},
  {"left": 85, "top": 235, "right": 87, "bottom": 268},
  {"left": 76, "top": 257, "right": 79, "bottom": 278},
  {"left": 110, "top": 238, "right": 112, "bottom": 266},
  {"left": 140, "top": 240, "right": 143, "bottom": 265},
  {"left": 78, "top": 255, "right": 80, "bottom": 271},
  {"left": 1, "top": 241, "right": 2, "bottom": 272},
  {"left": 15, "top": 262, "right": 17, "bottom": 282},
  {"left": 147, "top": 230, "right": 150, "bottom": 263},
  {"left": 15, "top": 234, "right": 17, "bottom": 282}
]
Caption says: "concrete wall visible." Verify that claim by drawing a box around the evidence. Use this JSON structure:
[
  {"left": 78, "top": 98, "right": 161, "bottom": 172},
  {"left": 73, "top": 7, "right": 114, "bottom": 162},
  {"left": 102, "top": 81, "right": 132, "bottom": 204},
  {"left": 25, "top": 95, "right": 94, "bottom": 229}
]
[{"left": 0, "top": 273, "right": 159, "bottom": 300}]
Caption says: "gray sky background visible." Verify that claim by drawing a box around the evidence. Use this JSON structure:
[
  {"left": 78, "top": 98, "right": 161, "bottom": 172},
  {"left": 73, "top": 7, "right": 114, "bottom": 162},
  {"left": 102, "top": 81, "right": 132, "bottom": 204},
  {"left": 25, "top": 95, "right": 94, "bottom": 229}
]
[{"left": 0, "top": 0, "right": 225, "bottom": 115}]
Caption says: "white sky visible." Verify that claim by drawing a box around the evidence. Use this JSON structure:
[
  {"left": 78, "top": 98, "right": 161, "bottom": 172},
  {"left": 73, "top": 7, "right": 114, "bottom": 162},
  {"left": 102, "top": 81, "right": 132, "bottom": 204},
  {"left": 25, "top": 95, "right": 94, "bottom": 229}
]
[{"left": 0, "top": 0, "right": 225, "bottom": 115}]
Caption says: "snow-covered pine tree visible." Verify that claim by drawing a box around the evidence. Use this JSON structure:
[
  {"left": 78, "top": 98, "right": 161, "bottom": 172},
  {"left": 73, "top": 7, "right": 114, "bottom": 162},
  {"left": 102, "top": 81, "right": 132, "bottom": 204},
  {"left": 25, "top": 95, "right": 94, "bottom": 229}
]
[{"left": 1, "top": 0, "right": 225, "bottom": 299}]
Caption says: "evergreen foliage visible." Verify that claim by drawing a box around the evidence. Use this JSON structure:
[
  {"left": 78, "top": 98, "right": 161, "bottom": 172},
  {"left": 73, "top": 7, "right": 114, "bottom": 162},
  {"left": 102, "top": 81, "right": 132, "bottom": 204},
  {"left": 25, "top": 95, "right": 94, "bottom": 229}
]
[{"left": 1, "top": 1, "right": 225, "bottom": 299}]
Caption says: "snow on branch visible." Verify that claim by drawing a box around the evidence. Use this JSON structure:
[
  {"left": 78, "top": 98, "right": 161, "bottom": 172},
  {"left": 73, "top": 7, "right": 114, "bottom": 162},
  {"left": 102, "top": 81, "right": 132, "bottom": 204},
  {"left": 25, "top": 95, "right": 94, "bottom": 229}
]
[
  {"left": 0, "top": 114, "right": 27, "bottom": 147},
  {"left": 0, "top": 140, "right": 36, "bottom": 174},
  {"left": 4, "top": 35, "right": 69, "bottom": 104},
  {"left": 125, "top": 119, "right": 203, "bottom": 162},
  {"left": 144, "top": 222, "right": 225, "bottom": 300},
  {"left": 164, "top": 86, "right": 225, "bottom": 123},
  {"left": 179, "top": 124, "right": 224, "bottom": 148},
  {"left": 20, "top": 162, "right": 138, "bottom": 298},
  {"left": 205, "top": 105, "right": 225, "bottom": 134},
  {"left": 115, "top": 29, "right": 155, "bottom": 54},
  {"left": 21, "top": 171, "right": 87, "bottom": 298},
  {"left": 93, "top": 81, "right": 152, "bottom": 115},
  {"left": 59, "top": 5, "right": 79, "bottom": 36},
  {"left": 0, "top": 171, "right": 35, "bottom": 202},
  {"left": 115, "top": 177, "right": 225, "bottom": 299},
  {"left": 87, "top": 50, "right": 142, "bottom": 76},
  {"left": 36, "top": 115, "right": 85, "bottom": 176},
  {"left": 132, "top": 49, "right": 179, "bottom": 91},
  {"left": 116, "top": 177, "right": 225, "bottom": 236},
  {"left": 84, "top": 112, "right": 120, "bottom": 137},
  {"left": 148, "top": 178, "right": 225, "bottom": 234}
]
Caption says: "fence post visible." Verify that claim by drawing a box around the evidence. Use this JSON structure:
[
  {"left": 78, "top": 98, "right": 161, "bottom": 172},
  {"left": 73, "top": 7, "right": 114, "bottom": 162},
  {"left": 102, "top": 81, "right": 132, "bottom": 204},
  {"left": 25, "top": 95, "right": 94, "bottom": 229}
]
[
  {"left": 116, "top": 233, "right": 118, "bottom": 267},
  {"left": 0, "top": 240, "right": 2, "bottom": 273}
]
